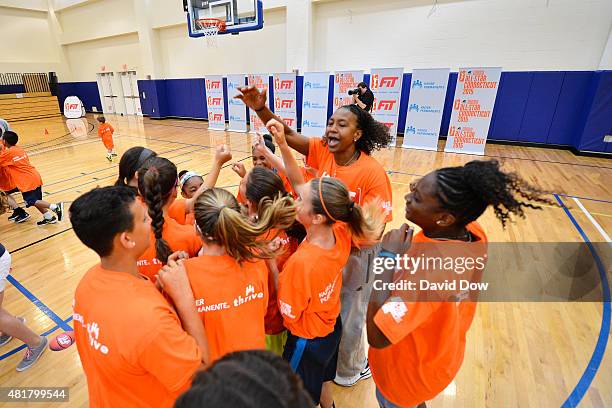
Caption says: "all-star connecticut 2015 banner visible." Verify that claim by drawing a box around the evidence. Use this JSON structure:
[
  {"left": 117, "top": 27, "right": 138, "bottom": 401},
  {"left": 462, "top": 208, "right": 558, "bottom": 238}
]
[{"left": 444, "top": 67, "right": 502, "bottom": 155}]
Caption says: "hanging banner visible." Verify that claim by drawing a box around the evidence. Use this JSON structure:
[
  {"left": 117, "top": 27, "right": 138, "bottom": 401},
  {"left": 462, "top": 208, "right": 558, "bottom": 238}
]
[
  {"left": 333, "top": 70, "right": 364, "bottom": 111},
  {"left": 444, "top": 67, "right": 502, "bottom": 155},
  {"left": 370, "top": 68, "right": 404, "bottom": 145},
  {"left": 272, "top": 73, "right": 297, "bottom": 131},
  {"left": 227, "top": 74, "right": 247, "bottom": 133},
  {"left": 402, "top": 68, "right": 450, "bottom": 151},
  {"left": 301, "top": 72, "right": 330, "bottom": 137},
  {"left": 205, "top": 75, "right": 226, "bottom": 131},
  {"left": 247, "top": 74, "right": 269, "bottom": 133}
]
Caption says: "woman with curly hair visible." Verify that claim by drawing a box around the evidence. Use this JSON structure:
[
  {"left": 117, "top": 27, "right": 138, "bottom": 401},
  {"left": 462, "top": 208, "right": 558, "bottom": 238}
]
[
  {"left": 367, "top": 160, "right": 555, "bottom": 408},
  {"left": 237, "top": 86, "right": 394, "bottom": 387}
]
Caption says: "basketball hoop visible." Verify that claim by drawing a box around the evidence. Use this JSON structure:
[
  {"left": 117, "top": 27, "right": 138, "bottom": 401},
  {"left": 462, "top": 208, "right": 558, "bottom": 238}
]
[{"left": 196, "top": 18, "right": 226, "bottom": 47}]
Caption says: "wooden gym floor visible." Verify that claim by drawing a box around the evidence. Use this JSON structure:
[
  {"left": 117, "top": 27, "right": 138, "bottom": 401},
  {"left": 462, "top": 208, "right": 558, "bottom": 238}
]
[{"left": 0, "top": 114, "right": 610, "bottom": 407}]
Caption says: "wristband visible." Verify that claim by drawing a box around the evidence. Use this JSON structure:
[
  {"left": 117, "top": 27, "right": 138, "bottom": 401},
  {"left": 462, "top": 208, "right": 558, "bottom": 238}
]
[{"left": 378, "top": 250, "right": 397, "bottom": 259}]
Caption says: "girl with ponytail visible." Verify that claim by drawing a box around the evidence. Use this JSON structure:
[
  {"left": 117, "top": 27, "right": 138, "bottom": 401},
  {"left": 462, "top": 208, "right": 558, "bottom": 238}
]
[
  {"left": 243, "top": 166, "right": 306, "bottom": 356},
  {"left": 367, "top": 160, "right": 555, "bottom": 408},
  {"left": 265, "top": 119, "right": 386, "bottom": 408},
  {"left": 136, "top": 156, "right": 201, "bottom": 281},
  {"left": 162, "top": 186, "right": 297, "bottom": 363}
]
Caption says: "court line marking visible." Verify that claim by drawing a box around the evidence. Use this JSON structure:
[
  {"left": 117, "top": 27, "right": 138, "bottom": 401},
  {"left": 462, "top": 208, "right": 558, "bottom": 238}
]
[
  {"left": 572, "top": 198, "right": 611, "bottom": 243},
  {"left": 554, "top": 194, "right": 611, "bottom": 408},
  {"left": 6, "top": 276, "right": 73, "bottom": 332},
  {"left": 0, "top": 317, "right": 73, "bottom": 361}
]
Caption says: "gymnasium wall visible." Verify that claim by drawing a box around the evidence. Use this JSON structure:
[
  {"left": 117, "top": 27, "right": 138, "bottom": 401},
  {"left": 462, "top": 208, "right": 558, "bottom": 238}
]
[
  {"left": 312, "top": 0, "right": 612, "bottom": 72},
  {"left": 157, "top": 8, "right": 287, "bottom": 78},
  {"left": 63, "top": 33, "right": 141, "bottom": 82},
  {"left": 0, "top": 6, "right": 62, "bottom": 74}
]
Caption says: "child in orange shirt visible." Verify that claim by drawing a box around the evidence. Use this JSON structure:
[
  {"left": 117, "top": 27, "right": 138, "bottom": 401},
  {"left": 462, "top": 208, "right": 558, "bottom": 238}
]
[
  {"left": 70, "top": 185, "right": 208, "bottom": 408},
  {"left": 167, "top": 147, "right": 232, "bottom": 226},
  {"left": 0, "top": 131, "right": 64, "bottom": 226},
  {"left": 162, "top": 187, "right": 296, "bottom": 363},
  {"left": 266, "top": 119, "right": 385, "bottom": 408},
  {"left": 367, "top": 160, "right": 554, "bottom": 408},
  {"left": 115, "top": 146, "right": 157, "bottom": 188},
  {"left": 242, "top": 166, "right": 307, "bottom": 355},
  {"left": 97, "top": 116, "right": 116, "bottom": 162}
]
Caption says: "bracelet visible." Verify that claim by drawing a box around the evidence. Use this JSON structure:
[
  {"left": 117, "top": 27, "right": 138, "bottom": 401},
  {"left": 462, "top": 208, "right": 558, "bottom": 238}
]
[{"left": 378, "top": 250, "right": 397, "bottom": 259}]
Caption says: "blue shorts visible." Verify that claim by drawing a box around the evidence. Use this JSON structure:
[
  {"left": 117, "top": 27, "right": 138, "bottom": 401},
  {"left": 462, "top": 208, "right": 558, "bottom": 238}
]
[
  {"left": 21, "top": 187, "right": 42, "bottom": 207},
  {"left": 283, "top": 318, "right": 342, "bottom": 404}
]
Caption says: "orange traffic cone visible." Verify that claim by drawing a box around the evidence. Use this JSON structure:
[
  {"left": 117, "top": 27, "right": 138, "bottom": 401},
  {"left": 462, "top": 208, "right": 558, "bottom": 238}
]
[{"left": 44, "top": 128, "right": 49, "bottom": 135}]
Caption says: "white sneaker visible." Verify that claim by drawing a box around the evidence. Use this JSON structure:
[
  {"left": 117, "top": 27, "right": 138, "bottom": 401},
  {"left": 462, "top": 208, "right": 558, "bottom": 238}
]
[{"left": 334, "top": 361, "right": 372, "bottom": 387}]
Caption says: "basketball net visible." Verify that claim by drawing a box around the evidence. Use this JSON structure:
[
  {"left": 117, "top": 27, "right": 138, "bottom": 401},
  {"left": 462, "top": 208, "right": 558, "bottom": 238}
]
[{"left": 196, "top": 18, "right": 225, "bottom": 48}]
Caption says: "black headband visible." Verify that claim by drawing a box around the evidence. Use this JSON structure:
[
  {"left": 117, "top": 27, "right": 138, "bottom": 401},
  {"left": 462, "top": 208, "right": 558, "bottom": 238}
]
[{"left": 136, "top": 148, "right": 154, "bottom": 168}]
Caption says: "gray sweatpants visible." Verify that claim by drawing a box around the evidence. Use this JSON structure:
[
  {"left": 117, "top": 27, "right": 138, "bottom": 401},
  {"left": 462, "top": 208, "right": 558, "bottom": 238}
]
[{"left": 335, "top": 243, "right": 382, "bottom": 382}]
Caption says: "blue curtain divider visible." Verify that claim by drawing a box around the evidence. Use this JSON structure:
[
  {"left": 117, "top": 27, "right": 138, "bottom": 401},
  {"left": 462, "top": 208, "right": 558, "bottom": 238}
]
[{"left": 70, "top": 69, "right": 611, "bottom": 154}]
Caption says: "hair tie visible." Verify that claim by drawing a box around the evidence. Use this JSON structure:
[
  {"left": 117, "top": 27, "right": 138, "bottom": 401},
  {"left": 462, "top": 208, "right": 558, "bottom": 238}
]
[
  {"left": 349, "top": 201, "right": 355, "bottom": 212},
  {"left": 318, "top": 177, "right": 338, "bottom": 222}
]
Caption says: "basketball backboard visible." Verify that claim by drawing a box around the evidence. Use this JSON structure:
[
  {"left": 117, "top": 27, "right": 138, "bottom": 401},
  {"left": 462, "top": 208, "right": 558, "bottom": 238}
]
[{"left": 186, "top": 0, "right": 263, "bottom": 36}]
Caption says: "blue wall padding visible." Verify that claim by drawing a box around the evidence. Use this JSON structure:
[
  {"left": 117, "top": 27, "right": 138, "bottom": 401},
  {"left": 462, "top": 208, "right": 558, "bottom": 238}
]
[
  {"left": 0, "top": 85, "right": 26, "bottom": 94},
  {"left": 439, "top": 72, "right": 458, "bottom": 137},
  {"left": 487, "top": 72, "right": 533, "bottom": 141},
  {"left": 518, "top": 72, "right": 564, "bottom": 143},
  {"left": 577, "top": 71, "right": 612, "bottom": 152},
  {"left": 546, "top": 72, "right": 593, "bottom": 146}
]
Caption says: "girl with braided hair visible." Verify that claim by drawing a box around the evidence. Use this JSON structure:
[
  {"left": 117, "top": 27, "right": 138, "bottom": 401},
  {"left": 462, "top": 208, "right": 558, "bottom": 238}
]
[
  {"left": 136, "top": 156, "right": 201, "bottom": 282},
  {"left": 266, "top": 119, "right": 386, "bottom": 408},
  {"left": 237, "top": 86, "right": 394, "bottom": 387},
  {"left": 367, "top": 160, "right": 555, "bottom": 408},
  {"left": 160, "top": 186, "right": 297, "bottom": 363}
]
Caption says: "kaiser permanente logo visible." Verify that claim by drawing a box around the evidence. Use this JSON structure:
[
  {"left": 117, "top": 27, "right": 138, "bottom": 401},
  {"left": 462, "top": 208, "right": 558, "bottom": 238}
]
[
  {"left": 303, "top": 101, "right": 326, "bottom": 109},
  {"left": 305, "top": 81, "right": 327, "bottom": 90},
  {"left": 409, "top": 104, "right": 441, "bottom": 114},
  {"left": 406, "top": 126, "right": 416, "bottom": 134},
  {"left": 412, "top": 79, "right": 445, "bottom": 90}
]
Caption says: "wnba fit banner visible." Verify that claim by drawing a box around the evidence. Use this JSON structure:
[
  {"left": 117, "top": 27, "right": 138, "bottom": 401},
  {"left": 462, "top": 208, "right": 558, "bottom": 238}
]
[
  {"left": 272, "top": 73, "right": 297, "bottom": 130},
  {"left": 402, "top": 69, "right": 450, "bottom": 151},
  {"left": 370, "top": 68, "right": 403, "bottom": 144},
  {"left": 333, "top": 71, "right": 363, "bottom": 111},
  {"left": 227, "top": 74, "right": 247, "bottom": 132},
  {"left": 248, "top": 74, "right": 269, "bottom": 133},
  {"left": 301, "top": 72, "right": 330, "bottom": 137},
  {"left": 444, "top": 67, "right": 502, "bottom": 155},
  {"left": 205, "top": 75, "right": 226, "bottom": 131}
]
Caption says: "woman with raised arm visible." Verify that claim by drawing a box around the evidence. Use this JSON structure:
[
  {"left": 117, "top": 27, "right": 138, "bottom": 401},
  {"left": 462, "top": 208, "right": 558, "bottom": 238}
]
[{"left": 237, "top": 86, "right": 394, "bottom": 386}]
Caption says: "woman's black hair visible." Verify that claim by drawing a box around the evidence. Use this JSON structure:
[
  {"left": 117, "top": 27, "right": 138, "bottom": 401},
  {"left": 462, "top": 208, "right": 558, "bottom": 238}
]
[
  {"left": 174, "top": 350, "right": 312, "bottom": 408},
  {"left": 245, "top": 167, "right": 306, "bottom": 242},
  {"left": 115, "top": 147, "right": 157, "bottom": 187},
  {"left": 339, "top": 104, "right": 392, "bottom": 154},
  {"left": 137, "top": 156, "right": 177, "bottom": 263},
  {"left": 434, "top": 159, "right": 556, "bottom": 227}
]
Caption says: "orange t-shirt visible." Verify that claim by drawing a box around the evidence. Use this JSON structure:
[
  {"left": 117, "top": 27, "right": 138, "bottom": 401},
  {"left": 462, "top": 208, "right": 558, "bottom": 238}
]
[
  {"left": 262, "top": 228, "right": 300, "bottom": 335},
  {"left": 278, "top": 223, "right": 351, "bottom": 339},
  {"left": 168, "top": 199, "right": 195, "bottom": 226},
  {"left": 137, "top": 215, "right": 201, "bottom": 281},
  {"left": 0, "top": 145, "right": 42, "bottom": 192},
  {"left": 184, "top": 255, "right": 269, "bottom": 362},
  {"left": 73, "top": 264, "right": 201, "bottom": 408},
  {"left": 98, "top": 123, "right": 114, "bottom": 143},
  {"left": 369, "top": 222, "right": 488, "bottom": 407},
  {"left": 306, "top": 138, "right": 392, "bottom": 244},
  {"left": 0, "top": 166, "right": 16, "bottom": 191}
]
